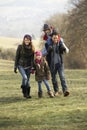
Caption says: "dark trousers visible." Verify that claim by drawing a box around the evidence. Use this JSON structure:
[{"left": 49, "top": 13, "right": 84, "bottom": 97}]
[{"left": 51, "top": 63, "right": 68, "bottom": 93}]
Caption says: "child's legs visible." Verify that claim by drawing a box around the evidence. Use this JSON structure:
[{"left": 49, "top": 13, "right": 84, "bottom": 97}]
[
  {"left": 43, "top": 79, "right": 51, "bottom": 92},
  {"left": 38, "top": 81, "right": 42, "bottom": 92}
]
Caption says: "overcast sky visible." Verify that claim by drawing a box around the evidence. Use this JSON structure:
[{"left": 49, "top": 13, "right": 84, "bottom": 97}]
[{"left": 0, "top": 0, "right": 69, "bottom": 38}]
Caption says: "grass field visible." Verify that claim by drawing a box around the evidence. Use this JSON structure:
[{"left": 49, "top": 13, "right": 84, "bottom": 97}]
[{"left": 0, "top": 59, "right": 87, "bottom": 130}]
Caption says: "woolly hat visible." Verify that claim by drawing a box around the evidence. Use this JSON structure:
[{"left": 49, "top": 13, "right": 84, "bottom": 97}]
[
  {"left": 35, "top": 51, "right": 42, "bottom": 57},
  {"left": 23, "top": 34, "right": 32, "bottom": 41},
  {"left": 43, "top": 24, "right": 50, "bottom": 31}
]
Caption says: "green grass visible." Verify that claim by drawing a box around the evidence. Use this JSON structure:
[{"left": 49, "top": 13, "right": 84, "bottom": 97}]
[{"left": 0, "top": 59, "right": 87, "bottom": 130}]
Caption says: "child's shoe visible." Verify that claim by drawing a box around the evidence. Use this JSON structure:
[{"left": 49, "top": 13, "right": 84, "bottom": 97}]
[
  {"left": 47, "top": 91, "right": 54, "bottom": 98},
  {"left": 54, "top": 92, "right": 60, "bottom": 96}
]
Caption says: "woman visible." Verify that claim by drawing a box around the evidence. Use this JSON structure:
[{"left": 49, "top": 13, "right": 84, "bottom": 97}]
[{"left": 14, "top": 34, "right": 35, "bottom": 98}]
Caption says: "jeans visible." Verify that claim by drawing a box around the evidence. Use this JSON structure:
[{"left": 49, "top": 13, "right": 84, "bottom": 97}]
[
  {"left": 51, "top": 63, "right": 68, "bottom": 93},
  {"left": 38, "top": 79, "right": 51, "bottom": 92},
  {"left": 18, "top": 66, "right": 31, "bottom": 87}
]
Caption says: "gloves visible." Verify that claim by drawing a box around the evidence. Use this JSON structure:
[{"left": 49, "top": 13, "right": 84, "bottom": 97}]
[
  {"left": 47, "top": 46, "right": 53, "bottom": 53},
  {"left": 30, "top": 68, "right": 35, "bottom": 74},
  {"left": 46, "top": 76, "right": 50, "bottom": 80},
  {"left": 14, "top": 67, "right": 17, "bottom": 73}
]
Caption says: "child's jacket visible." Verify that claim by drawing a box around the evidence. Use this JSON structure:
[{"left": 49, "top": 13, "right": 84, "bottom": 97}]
[{"left": 34, "top": 58, "right": 50, "bottom": 81}]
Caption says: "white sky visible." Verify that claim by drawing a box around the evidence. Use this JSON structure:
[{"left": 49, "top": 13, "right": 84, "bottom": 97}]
[{"left": 0, "top": 0, "right": 69, "bottom": 38}]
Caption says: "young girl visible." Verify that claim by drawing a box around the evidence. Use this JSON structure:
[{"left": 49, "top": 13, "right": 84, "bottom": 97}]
[
  {"left": 14, "top": 34, "right": 35, "bottom": 98},
  {"left": 33, "top": 51, "right": 54, "bottom": 98}
]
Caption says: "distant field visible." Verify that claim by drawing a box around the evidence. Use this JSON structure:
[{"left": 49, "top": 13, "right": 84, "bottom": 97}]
[
  {"left": 0, "top": 37, "right": 40, "bottom": 50},
  {"left": 0, "top": 59, "right": 87, "bottom": 130}
]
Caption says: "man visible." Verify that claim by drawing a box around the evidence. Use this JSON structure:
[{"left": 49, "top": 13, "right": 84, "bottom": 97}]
[
  {"left": 46, "top": 31, "right": 69, "bottom": 97},
  {"left": 41, "top": 23, "right": 69, "bottom": 56}
]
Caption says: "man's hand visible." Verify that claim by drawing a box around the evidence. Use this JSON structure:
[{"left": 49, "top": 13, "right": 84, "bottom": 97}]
[{"left": 47, "top": 46, "right": 53, "bottom": 52}]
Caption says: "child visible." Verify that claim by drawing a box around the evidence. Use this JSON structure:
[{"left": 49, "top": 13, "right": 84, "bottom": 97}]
[
  {"left": 41, "top": 24, "right": 55, "bottom": 56},
  {"left": 33, "top": 51, "right": 54, "bottom": 98},
  {"left": 14, "top": 34, "right": 35, "bottom": 98},
  {"left": 41, "top": 24, "right": 69, "bottom": 56}
]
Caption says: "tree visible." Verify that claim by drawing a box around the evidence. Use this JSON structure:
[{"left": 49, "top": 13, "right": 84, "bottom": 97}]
[{"left": 45, "top": 0, "right": 87, "bottom": 68}]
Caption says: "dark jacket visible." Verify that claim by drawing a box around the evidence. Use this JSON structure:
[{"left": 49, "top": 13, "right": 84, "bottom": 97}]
[
  {"left": 45, "top": 40, "right": 66, "bottom": 69},
  {"left": 14, "top": 44, "right": 34, "bottom": 68},
  {"left": 34, "top": 58, "right": 50, "bottom": 81}
]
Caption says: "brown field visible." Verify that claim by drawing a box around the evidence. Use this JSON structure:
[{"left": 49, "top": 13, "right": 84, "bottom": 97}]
[{"left": 0, "top": 36, "right": 41, "bottom": 50}]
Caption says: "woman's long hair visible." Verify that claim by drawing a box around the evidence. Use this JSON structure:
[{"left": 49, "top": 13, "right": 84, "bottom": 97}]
[{"left": 22, "top": 34, "right": 35, "bottom": 52}]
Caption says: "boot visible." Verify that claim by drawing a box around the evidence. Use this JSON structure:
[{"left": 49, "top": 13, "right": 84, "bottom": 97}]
[
  {"left": 47, "top": 90, "right": 54, "bottom": 98},
  {"left": 21, "top": 85, "right": 27, "bottom": 98},
  {"left": 26, "top": 87, "right": 31, "bottom": 98},
  {"left": 54, "top": 91, "right": 62, "bottom": 96},
  {"left": 38, "top": 91, "right": 43, "bottom": 98},
  {"left": 64, "top": 91, "right": 69, "bottom": 97}
]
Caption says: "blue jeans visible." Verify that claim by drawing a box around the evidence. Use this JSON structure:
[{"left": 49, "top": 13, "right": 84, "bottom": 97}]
[
  {"left": 38, "top": 79, "right": 51, "bottom": 92},
  {"left": 51, "top": 63, "right": 68, "bottom": 93},
  {"left": 18, "top": 66, "right": 31, "bottom": 87}
]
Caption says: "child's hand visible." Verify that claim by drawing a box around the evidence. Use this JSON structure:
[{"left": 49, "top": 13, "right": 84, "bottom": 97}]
[
  {"left": 30, "top": 68, "right": 35, "bottom": 74},
  {"left": 46, "top": 76, "right": 50, "bottom": 80}
]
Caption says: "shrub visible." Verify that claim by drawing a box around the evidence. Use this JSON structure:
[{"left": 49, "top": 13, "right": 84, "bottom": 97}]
[{"left": 0, "top": 47, "right": 15, "bottom": 61}]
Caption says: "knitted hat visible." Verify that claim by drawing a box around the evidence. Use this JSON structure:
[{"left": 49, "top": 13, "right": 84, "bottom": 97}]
[
  {"left": 43, "top": 24, "right": 50, "bottom": 31},
  {"left": 23, "top": 34, "right": 32, "bottom": 41},
  {"left": 35, "top": 51, "right": 42, "bottom": 57}
]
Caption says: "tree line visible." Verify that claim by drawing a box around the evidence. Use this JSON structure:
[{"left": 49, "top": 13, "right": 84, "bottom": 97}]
[
  {"left": 46, "top": 0, "right": 87, "bottom": 69},
  {"left": 0, "top": 0, "right": 87, "bottom": 69}
]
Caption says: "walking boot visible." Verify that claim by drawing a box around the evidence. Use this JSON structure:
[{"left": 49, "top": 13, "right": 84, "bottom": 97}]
[
  {"left": 54, "top": 91, "right": 61, "bottom": 96},
  {"left": 47, "top": 90, "right": 54, "bottom": 98},
  {"left": 38, "top": 91, "right": 43, "bottom": 98},
  {"left": 64, "top": 91, "right": 69, "bottom": 97},
  {"left": 26, "top": 87, "right": 31, "bottom": 98},
  {"left": 21, "top": 85, "right": 27, "bottom": 98}
]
